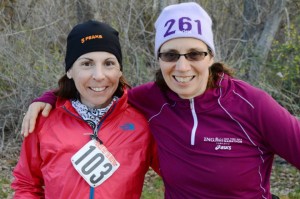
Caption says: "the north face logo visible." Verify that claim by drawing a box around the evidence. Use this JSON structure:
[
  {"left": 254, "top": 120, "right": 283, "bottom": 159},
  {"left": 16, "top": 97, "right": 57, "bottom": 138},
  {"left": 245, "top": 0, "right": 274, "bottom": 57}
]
[{"left": 120, "top": 123, "right": 135, "bottom": 130}]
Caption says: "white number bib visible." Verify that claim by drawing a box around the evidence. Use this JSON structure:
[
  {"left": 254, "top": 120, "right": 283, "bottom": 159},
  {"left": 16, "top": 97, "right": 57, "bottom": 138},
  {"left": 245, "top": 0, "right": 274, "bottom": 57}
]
[{"left": 71, "top": 140, "right": 120, "bottom": 187}]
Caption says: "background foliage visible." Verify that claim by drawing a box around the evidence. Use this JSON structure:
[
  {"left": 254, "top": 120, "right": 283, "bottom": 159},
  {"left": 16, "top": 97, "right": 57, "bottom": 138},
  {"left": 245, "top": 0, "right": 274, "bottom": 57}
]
[{"left": 0, "top": 0, "right": 299, "bottom": 198}]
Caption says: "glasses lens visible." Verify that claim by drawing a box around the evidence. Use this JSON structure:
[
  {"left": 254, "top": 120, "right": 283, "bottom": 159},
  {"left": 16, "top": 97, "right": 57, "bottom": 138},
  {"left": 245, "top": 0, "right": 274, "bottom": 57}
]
[
  {"left": 160, "top": 53, "right": 178, "bottom": 62},
  {"left": 159, "top": 51, "right": 208, "bottom": 62},
  {"left": 186, "top": 51, "right": 204, "bottom": 61}
]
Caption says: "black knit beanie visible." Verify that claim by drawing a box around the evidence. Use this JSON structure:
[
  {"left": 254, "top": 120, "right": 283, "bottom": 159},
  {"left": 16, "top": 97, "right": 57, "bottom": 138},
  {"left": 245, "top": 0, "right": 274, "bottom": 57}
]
[{"left": 65, "top": 20, "right": 122, "bottom": 72}]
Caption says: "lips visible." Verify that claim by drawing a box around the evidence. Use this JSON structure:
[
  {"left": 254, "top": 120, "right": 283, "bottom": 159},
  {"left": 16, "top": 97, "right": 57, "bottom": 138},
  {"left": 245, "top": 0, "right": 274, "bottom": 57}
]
[{"left": 173, "top": 76, "right": 194, "bottom": 83}]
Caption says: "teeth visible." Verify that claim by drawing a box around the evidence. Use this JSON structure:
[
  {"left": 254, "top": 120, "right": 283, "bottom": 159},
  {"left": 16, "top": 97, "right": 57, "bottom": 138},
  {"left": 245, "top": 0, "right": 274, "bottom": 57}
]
[
  {"left": 91, "top": 87, "right": 105, "bottom": 92},
  {"left": 174, "top": 76, "right": 193, "bottom": 83}
]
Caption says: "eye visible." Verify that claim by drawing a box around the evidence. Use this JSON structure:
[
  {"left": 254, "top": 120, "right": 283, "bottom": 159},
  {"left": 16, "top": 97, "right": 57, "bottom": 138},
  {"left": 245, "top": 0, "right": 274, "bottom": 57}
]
[
  {"left": 165, "top": 52, "right": 177, "bottom": 58},
  {"left": 187, "top": 51, "right": 207, "bottom": 61},
  {"left": 188, "top": 51, "right": 201, "bottom": 58},
  {"left": 162, "top": 52, "right": 178, "bottom": 61},
  {"left": 80, "top": 60, "right": 94, "bottom": 68},
  {"left": 104, "top": 60, "right": 117, "bottom": 68}
]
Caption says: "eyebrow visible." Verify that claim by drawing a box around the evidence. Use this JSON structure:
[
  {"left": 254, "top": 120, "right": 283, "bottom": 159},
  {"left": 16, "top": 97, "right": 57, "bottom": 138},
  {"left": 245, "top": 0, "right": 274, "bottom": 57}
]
[
  {"left": 77, "top": 57, "right": 118, "bottom": 62},
  {"left": 77, "top": 57, "right": 93, "bottom": 61},
  {"left": 161, "top": 47, "right": 207, "bottom": 53},
  {"left": 189, "top": 47, "right": 207, "bottom": 51}
]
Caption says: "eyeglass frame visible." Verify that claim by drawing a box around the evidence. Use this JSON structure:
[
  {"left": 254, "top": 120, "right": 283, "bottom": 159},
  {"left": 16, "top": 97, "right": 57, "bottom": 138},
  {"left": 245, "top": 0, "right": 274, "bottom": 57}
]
[{"left": 158, "top": 51, "right": 209, "bottom": 62}]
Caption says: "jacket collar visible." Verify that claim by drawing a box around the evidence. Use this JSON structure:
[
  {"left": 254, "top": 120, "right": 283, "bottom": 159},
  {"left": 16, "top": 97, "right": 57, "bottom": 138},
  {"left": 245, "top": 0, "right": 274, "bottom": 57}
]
[{"left": 56, "top": 88, "right": 129, "bottom": 121}]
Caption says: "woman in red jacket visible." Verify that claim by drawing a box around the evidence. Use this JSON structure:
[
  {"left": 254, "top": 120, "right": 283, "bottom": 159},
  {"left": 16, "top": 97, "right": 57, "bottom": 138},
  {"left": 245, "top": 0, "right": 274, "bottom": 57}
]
[{"left": 12, "top": 20, "right": 158, "bottom": 199}]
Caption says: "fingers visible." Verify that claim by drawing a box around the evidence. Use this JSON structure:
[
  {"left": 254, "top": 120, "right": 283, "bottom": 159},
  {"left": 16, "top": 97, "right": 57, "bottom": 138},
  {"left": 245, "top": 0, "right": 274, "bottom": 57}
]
[
  {"left": 41, "top": 104, "right": 52, "bottom": 117},
  {"left": 21, "top": 102, "right": 52, "bottom": 137},
  {"left": 28, "top": 106, "right": 38, "bottom": 135},
  {"left": 21, "top": 112, "right": 30, "bottom": 137}
]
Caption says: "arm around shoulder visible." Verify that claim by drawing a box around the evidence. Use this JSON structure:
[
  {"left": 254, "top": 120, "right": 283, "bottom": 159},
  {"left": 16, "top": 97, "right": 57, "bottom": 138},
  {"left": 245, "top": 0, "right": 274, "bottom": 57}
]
[
  {"left": 22, "top": 89, "right": 57, "bottom": 136},
  {"left": 22, "top": 102, "right": 53, "bottom": 137},
  {"left": 32, "top": 90, "right": 57, "bottom": 106}
]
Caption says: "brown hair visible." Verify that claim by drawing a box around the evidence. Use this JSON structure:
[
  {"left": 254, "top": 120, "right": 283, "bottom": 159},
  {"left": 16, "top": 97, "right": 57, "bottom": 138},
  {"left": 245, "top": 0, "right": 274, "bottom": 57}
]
[
  {"left": 54, "top": 75, "right": 131, "bottom": 99},
  {"left": 155, "top": 61, "right": 234, "bottom": 93}
]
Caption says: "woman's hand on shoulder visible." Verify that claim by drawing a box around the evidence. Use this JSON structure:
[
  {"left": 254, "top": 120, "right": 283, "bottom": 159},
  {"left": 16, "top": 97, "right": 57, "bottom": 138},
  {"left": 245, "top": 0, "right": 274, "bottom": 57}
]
[{"left": 21, "top": 102, "right": 52, "bottom": 137}]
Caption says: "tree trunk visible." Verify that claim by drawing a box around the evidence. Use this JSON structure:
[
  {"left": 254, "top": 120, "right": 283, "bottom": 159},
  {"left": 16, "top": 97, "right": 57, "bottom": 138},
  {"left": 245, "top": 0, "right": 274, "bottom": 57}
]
[
  {"left": 244, "top": 0, "right": 287, "bottom": 82},
  {"left": 254, "top": 0, "right": 287, "bottom": 68},
  {"left": 242, "top": 0, "right": 260, "bottom": 41}
]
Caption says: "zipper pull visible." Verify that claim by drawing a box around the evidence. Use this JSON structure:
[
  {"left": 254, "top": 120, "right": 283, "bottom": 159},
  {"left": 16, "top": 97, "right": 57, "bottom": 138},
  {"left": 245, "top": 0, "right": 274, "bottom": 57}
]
[
  {"left": 190, "top": 99, "right": 195, "bottom": 110},
  {"left": 90, "top": 134, "right": 103, "bottom": 144}
]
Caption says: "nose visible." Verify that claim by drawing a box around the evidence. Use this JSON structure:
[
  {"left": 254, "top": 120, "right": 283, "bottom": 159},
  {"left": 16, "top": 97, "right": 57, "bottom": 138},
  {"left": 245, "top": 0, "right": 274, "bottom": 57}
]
[
  {"left": 92, "top": 65, "right": 105, "bottom": 80},
  {"left": 175, "top": 56, "right": 191, "bottom": 71}
]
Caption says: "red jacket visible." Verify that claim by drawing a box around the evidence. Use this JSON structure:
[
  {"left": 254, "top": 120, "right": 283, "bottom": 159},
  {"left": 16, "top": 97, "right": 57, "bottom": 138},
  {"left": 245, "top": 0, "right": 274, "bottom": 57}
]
[{"left": 12, "top": 89, "right": 159, "bottom": 199}]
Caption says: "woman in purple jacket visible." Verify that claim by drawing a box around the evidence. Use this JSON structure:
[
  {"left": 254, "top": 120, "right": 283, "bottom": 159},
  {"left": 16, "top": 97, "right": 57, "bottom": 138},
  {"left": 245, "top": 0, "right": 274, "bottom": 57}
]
[{"left": 21, "top": 2, "right": 300, "bottom": 199}]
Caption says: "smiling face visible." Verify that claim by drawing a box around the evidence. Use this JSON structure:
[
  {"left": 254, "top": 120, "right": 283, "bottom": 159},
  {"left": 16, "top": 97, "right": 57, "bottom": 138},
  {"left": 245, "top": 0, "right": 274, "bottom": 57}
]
[
  {"left": 67, "top": 51, "right": 122, "bottom": 108},
  {"left": 159, "top": 38, "right": 214, "bottom": 99}
]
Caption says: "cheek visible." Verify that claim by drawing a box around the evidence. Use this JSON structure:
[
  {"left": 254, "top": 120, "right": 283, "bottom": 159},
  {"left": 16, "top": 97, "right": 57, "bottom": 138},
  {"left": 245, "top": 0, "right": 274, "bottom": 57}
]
[
  {"left": 207, "top": 57, "right": 214, "bottom": 67},
  {"left": 106, "top": 71, "right": 123, "bottom": 86},
  {"left": 113, "top": 70, "right": 123, "bottom": 80},
  {"left": 198, "top": 60, "right": 213, "bottom": 73},
  {"left": 73, "top": 78, "right": 85, "bottom": 91},
  {"left": 117, "top": 71, "right": 122, "bottom": 79},
  {"left": 159, "top": 62, "right": 171, "bottom": 75},
  {"left": 72, "top": 73, "right": 90, "bottom": 87}
]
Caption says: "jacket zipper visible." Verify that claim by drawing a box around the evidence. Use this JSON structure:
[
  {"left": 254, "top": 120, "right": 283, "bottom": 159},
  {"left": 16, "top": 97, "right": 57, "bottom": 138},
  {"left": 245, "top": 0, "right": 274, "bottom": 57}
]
[
  {"left": 62, "top": 101, "right": 118, "bottom": 199},
  {"left": 190, "top": 98, "right": 198, "bottom": 145},
  {"left": 62, "top": 101, "right": 117, "bottom": 138}
]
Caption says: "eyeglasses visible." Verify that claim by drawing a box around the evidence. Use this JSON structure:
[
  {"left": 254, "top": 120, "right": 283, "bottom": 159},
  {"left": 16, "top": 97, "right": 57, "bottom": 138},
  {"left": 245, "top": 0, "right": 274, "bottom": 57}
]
[{"left": 158, "top": 51, "right": 208, "bottom": 62}]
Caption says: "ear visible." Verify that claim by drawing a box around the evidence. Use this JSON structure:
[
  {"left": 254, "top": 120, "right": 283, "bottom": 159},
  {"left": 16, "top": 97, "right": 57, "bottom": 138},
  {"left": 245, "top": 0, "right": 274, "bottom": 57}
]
[{"left": 66, "top": 71, "right": 72, "bottom": 79}]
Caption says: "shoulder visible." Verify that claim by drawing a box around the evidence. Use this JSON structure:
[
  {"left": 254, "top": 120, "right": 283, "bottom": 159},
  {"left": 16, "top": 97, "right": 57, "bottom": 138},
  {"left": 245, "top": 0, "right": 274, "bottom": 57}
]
[
  {"left": 111, "top": 90, "right": 149, "bottom": 125},
  {"left": 34, "top": 104, "right": 68, "bottom": 136},
  {"left": 231, "top": 78, "right": 263, "bottom": 94},
  {"left": 127, "top": 82, "right": 172, "bottom": 119},
  {"left": 229, "top": 78, "right": 289, "bottom": 116},
  {"left": 123, "top": 104, "right": 148, "bottom": 122},
  {"left": 230, "top": 78, "right": 271, "bottom": 103},
  {"left": 128, "top": 82, "right": 165, "bottom": 106},
  {"left": 129, "top": 82, "right": 159, "bottom": 96}
]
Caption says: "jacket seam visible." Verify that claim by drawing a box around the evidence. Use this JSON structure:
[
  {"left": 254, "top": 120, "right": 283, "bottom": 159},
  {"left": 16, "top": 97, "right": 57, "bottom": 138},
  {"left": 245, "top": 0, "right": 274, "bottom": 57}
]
[
  {"left": 232, "top": 90, "right": 255, "bottom": 109},
  {"left": 148, "top": 102, "right": 176, "bottom": 122},
  {"left": 217, "top": 73, "right": 267, "bottom": 198}
]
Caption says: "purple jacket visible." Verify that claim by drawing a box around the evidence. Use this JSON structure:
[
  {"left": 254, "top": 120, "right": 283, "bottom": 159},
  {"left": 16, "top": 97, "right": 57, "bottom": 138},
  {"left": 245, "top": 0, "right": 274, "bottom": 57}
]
[
  {"left": 128, "top": 74, "right": 300, "bottom": 199},
  {"left": 34, "top": 74, "right": 300, "bottom": 198}
]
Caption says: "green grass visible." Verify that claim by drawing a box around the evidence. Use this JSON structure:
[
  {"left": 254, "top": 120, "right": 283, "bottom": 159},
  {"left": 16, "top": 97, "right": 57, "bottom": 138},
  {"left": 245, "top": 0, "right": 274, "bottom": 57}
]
[
  {"left": 141, "top": 171, "right": 164, "bottom": 199},
  {"left": 0, "top": 178, "right": 12, "bottom": 199},
  {"left": 288, "top": 188, "right": 300, "bottom": 199},
  {"left": 2, "top": 160, "right": 299, "bottom": 199},
  {"left": 1, "top": 174, "right": 300, "bottom": 199},
  {"left": 141, "top": 165, "right": 300, "bottom": 199}
]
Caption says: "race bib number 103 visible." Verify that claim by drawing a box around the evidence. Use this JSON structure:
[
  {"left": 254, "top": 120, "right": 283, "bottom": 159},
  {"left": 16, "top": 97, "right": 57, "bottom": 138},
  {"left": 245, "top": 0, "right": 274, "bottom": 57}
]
[{"left": 71, "top": 140, "right": 120, "bottom": 187}]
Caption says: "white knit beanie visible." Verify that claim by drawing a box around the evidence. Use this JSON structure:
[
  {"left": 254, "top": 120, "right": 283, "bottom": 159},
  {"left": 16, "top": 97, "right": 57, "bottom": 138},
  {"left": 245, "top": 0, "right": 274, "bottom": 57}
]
[{"left": 154, "top": 2, "right": 215, "bottom": 58}]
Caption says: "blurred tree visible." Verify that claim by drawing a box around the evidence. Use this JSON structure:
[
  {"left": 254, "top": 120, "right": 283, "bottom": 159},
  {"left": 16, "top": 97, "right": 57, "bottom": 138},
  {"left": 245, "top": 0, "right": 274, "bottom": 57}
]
[
  {"left": 241, "top": 0, "right": 287, "bottom": 82},
  {"left": 0, "top": 0, "right": 299, "bottom": 146},
  {"left": 76, "top": 0, "right": 94, "bottom": 23}
]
